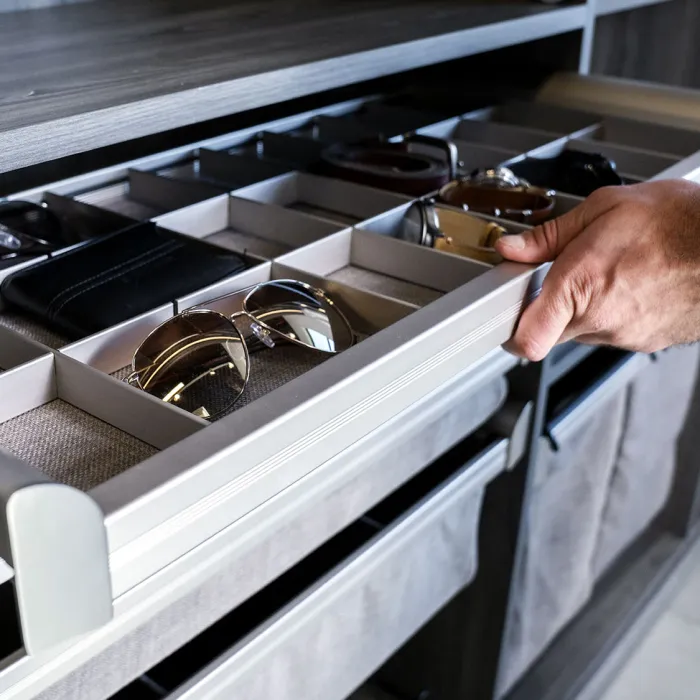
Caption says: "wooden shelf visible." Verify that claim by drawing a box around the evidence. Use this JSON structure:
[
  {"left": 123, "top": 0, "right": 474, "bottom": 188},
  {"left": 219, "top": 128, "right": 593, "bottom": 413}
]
[
  {"left": 594, "top": 0, "right": 673, "bottom": 17},
  {"left": 0, "top": 0, "right": 587, "bottom": 174}
]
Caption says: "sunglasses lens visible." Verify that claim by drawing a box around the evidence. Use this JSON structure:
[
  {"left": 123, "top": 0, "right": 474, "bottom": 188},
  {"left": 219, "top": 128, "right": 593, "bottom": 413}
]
[
  {"left": 0, "top": 227, "right": 23, "bottom": 252},
  {"left": 244, "top": 280, "right": 354, "bottom": 353},
  {"left": 133, "top": 311, "right": 248, "bottom": 419},
  {"left": 397, "top": 202, "right": 426, "bottom": 245},
  {"left": 0, "top": 201, "right": 63, "bottom": 246}
]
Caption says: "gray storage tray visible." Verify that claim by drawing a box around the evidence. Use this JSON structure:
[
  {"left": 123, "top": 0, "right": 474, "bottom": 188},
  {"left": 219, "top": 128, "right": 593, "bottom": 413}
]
[{"left": 7, "top": 78, "right": 696, "bottom": 696}]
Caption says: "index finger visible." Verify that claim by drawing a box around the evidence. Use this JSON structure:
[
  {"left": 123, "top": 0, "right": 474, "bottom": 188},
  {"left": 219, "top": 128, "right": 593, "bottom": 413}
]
[{"left": 496, "top": 186, "right": 623, "bottom": 264}]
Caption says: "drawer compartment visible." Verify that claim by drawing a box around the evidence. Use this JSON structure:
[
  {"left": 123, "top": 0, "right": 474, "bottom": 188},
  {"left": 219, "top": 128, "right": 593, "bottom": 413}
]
[
  {"left": 463, "top": 101, "right": 600, "bottom": 137},
  {"left": 279, "top": 228, "right": 488, "bottom": 307},
  {"left": 123, "top": 439, "right": 508, "bottom": 700},
  {"left": 579, "top": 117, "right": 700, "bottom": 158},
  {"left": 593, "top": 345, "right": 700, "bottom": 578},
  {"left": 233, "top": 172, "right": 411, "bottom": 227},
  {"left": 198, "top": 148, "right": 294, "bottom": 189},
  {"left": 0, "top": 354, "right": 203, "bottom": 491},
  {"left": 0, "top": 325, "right": 48, "bottom": 373},
  {"left": 510, "top": 140, "right": 679, "bottom": 194},
  {"left": 62, "top": 262, "right": 416, "bottom": 394},
  {"left": 421, "top": 115, "right": 564, "bottom": 155},
  {"left": 73, "top": 169, "right": 225, "bottom": 222},
  {"left": 153, "top": 193, "right": 343, "bottom": 261},
  {"left": 499, "top": 351, "right": 650, "bottom": 694},
  {"left": 356, "top": 201, "right": 529, "bottom": 253}
]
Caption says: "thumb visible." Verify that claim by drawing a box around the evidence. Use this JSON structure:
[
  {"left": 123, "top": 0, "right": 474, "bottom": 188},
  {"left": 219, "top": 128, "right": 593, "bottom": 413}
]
[
  {"left": 496, "top": 214, "right": 583, "bottom": 264},
  {"left": 505, "top": 269, "right": 575, "bottom": 361},
  {"left": 496, "top": 188, "right": 618, "bottom": 263}
]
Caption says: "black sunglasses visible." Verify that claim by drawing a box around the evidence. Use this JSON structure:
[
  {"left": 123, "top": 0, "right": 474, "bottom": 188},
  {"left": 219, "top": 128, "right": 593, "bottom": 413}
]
[{"left": 0, "top": 200, "right": 66, "bottom": 261}]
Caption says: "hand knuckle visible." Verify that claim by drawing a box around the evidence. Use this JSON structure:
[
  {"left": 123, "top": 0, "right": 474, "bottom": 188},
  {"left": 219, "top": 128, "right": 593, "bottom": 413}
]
[
  {"left": 567, "top": 268, "right": 598, "bottom": 312},
  {"left": 589, "top": 186, "right": 618, "bottom": 205},
  {"left": 532, "top": 221, "right": 560, "bottom": 258}
]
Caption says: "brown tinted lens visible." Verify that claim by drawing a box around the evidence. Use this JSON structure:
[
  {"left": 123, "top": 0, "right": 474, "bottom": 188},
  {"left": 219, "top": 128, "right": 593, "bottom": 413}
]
[
  {"left": 133, "top": 310, "right": 248, "bottom": 419},
  {"left": 244, "top": 280, "right": 353, "bottom": 353}
]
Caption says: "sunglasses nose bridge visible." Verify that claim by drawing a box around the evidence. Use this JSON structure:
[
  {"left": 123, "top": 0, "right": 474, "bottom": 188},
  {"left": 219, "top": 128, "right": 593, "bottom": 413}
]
[{"left": 250, "top": 322, "right": 276, "bottom": 349}]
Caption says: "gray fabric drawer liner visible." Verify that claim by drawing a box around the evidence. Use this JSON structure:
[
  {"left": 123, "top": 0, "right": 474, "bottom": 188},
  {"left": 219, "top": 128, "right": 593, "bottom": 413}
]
[
  {"left": 593, "top": 345, "right": 700, "bottom": 579},
  {"left": 37, "top": 374, "right": 507, "bottom": 700},
  {"left": 500, "top": 387, "right": 627, "bottom": 694},
  {"left": 0, "top": 312, "right": 67, "bottom": 350},
  {"left": 0, "top": 399, "right": 158, "bottom": 491}
]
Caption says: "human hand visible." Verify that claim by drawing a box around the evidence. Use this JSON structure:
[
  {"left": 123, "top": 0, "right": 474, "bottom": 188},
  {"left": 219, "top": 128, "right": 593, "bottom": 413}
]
[{"left": 495, "top": 179, "right": 700, "bottom": 361}]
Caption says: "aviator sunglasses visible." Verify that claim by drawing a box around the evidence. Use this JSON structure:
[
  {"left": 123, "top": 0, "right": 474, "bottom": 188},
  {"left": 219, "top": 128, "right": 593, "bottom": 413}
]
[{"left": 127, "top": 280, "right": 355, "bottom": 419}]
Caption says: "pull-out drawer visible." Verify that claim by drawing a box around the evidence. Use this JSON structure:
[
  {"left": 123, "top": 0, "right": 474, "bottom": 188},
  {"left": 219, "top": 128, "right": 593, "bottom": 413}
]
[
  {"left": 111, "top": 437, "right": 510, "bottom": 700},
  {"left": 0, "top": 96, "right": 541, "bottom": 668},
  {"left": 2, "top": 76, "right": 700, "bottom": 698}
]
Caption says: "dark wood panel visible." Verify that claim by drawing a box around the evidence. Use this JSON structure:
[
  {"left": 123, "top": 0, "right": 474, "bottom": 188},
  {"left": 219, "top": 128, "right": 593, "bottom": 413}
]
[
  {"left": 0, "top": 0, "right": 578, "bottom": 132},
  {"left": 0, "top": 0, "right": 587, "bottom": 174},
  {"left": 592, "top": 0, "right": 700, "bottom": 87}
]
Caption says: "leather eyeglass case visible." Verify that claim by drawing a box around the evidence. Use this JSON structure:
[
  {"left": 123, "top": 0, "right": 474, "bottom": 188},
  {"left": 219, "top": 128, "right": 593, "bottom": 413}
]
[{"left": 1, "top": 222, "right": 249, "bottom": 340}]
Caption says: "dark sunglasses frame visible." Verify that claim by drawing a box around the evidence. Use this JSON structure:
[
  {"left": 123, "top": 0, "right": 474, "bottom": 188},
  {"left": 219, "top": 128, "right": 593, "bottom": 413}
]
[{"left": 0, "top": 200, "right": 65, "bottom": 261}]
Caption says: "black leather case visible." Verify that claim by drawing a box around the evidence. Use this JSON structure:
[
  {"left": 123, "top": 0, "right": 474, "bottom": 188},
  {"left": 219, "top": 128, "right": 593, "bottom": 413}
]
[{"left": 1, "top": 222, "right": 249, "bottom": 340}]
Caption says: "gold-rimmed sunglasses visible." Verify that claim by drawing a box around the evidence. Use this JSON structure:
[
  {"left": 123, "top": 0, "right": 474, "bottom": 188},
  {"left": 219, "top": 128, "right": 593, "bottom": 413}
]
[{"left": 126, "top": 280, "right": 355, "bottom": 419}]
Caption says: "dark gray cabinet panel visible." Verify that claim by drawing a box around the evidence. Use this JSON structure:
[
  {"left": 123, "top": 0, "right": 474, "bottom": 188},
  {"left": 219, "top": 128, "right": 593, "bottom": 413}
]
[{"left": 592, "top": 1, "right": 700, "bottom": 88}]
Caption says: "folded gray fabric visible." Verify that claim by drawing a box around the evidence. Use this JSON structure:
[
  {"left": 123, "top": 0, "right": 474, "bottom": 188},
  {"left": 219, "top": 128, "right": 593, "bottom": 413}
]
[
  {"left": 499, "top": 389, "right": 627, "bottom": 694},
  {"left": 593, "top": 345, "right": 700, "bottom": 578}
]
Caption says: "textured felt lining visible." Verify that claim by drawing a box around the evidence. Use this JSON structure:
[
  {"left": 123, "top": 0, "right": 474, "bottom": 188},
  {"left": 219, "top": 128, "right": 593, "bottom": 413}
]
[
  {"left": 0, "top": 400, "right": 157, "bottom": 491},
  {"left": 205, "top": 228, "right": 292, "bottom": 260},
  {"left": 329, "top": 266, "right": 442, "bottom": 306},
  {"left": 0, "top": 311, "right": 67, "bottom": 349}
]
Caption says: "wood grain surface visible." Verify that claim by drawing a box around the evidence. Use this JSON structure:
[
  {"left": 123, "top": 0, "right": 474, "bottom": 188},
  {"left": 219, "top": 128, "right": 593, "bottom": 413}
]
[
  {"left": 592, "top": 0, "right": 700, "bottom": 87},
  {"left": 0, "top": 0, "right": 586, "bottom": 174}
]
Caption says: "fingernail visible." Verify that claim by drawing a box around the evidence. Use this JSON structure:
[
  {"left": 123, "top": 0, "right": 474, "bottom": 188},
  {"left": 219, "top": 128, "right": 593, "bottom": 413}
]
[{"left": 499, "top": 234, "right": 526, "bottom": 251}]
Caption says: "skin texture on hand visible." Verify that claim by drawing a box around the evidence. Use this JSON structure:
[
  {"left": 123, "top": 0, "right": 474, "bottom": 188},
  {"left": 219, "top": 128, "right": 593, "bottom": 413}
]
[{"left": 495, "top": 179, "right": 700, "bottom": 361}]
